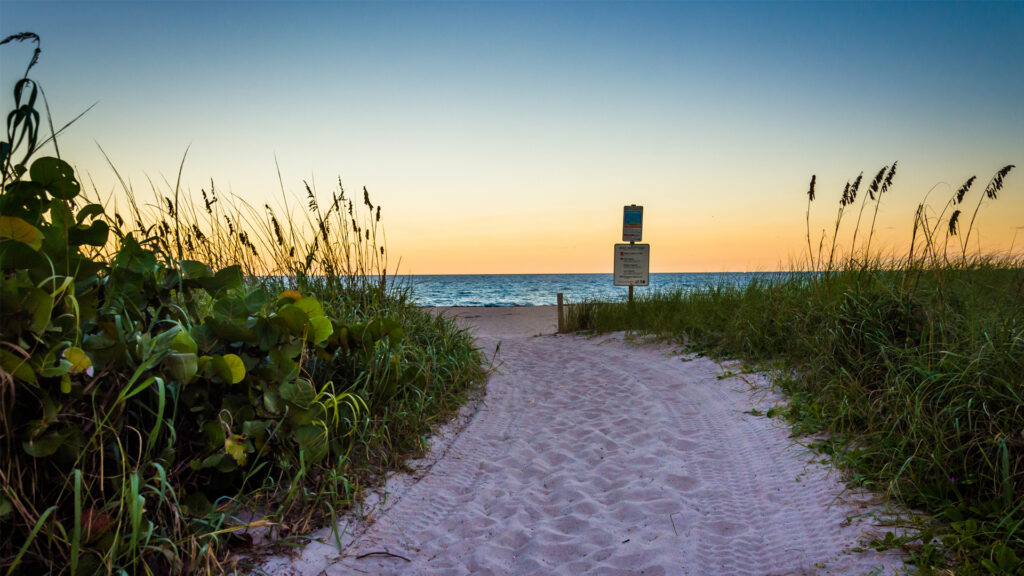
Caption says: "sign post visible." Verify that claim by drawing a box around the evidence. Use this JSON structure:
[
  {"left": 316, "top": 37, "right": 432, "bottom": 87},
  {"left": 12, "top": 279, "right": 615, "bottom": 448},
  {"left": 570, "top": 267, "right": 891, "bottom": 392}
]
[{"left": 615, "top": 205, "right": 648, "bottom": 302}]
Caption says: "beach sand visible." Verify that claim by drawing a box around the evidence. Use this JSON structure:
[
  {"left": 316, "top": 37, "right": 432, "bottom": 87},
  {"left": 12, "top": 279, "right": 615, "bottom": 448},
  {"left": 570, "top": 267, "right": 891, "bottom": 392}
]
[{"left": 262, "top": 306, "right": 906, "bottom": 575}]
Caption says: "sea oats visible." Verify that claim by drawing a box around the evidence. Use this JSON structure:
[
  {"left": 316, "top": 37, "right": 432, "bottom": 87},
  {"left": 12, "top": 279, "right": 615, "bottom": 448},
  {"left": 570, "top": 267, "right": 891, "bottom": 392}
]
[{"left": 954, "top": 176, "right": 976, "bottom": 205}]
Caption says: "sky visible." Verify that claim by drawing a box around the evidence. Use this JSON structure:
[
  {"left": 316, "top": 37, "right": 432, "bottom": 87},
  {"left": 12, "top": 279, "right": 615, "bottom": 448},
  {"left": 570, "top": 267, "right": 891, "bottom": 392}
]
[{"left": 1, "top": 1, "right": 1022, "bottom": 274}]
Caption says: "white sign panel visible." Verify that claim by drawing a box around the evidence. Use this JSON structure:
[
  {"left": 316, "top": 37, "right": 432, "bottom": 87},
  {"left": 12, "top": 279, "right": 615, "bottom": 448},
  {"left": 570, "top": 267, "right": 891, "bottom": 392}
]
[
  {"left": 613, "top": 243, "right": 650, "bottom": 286},
  {"left": 622, "top": 205, "right": 643, "bottom": 242}
]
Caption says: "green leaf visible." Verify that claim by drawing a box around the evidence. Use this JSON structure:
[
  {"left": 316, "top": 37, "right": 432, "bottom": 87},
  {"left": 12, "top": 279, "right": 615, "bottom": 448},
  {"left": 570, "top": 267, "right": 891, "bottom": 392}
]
[
  {"left": 293, "top": 296, "right": 324, "bottom": 318},
  {"left": 269, "top": 348, "right": 300, "bottom": 381},
  {"left": 244, "top": 288, "right": 268, "bottom": 315},
  {"left": 23, "top": 429, "right": 68, "bottom": 458},
  {"left": 367, "top": 318, "right": 403, "bottom": 343},
  {"left": 209, "top": 355, "right": 231, "bottom": 383},
  {"left": 241, "top": 420, "right": 272, "bottom": 447},
  {"left": 75, "top": 203, "right": 105, "bottom": 224},
  {"left": 113, "top": 235, "right": 158, "bottom": 274},
  {"left": 39, "top": 359, "right": 72, "bottom": 378},
  {"left": 26, "top": 287, "right": 53, "bottom": 335},
  {"left": 30, "top": 157, "right": 80, "bottom": 200},
  {"left": 181, "top": 492, "right": 212, "bottom": 516},
  {"left": 215, "top": 453, "right": 238, "bottom": 473},
  {"left": 68, "top": 220, "right": 109, "bottom": 247},
  {"left": 221, "top": 353, "right": 245, "bottom": 384},
  {"left": 192, "top": 265, "right": 243, "bottom": 294},
  {"left": 213, "top": 295, "right": 249, "bottom": 323},
  {"left": 0, "top": 494, "right": 12, "bottom": 517},
  {"left": 48, "top": 198, "right": 72, "bottom": 230},
  {"left": 1, "top": 180, "right": 46, "bottom": 223},
  {"left": 163, "top": 352, "right": 198, "bottom": 383},
  {"left": 179, "top": 260, "right": 211, "bottom": 279},
  {"left": 288, "top": 406, "right": 315, "bottom": 427},
  {"left": 994, "top": 544, "right": 1019, "bottom": 570},
  {"left": 212, "top": 265, "right": 242, "bottom": 291},
  {"left": 204, "top": 317, "right": 254, "bottom": 343},
  {"left": 276, "top": 305, "right": 310, "bottom": 334},
  {"left": 256, "top": 318, "right": 281, "bottom": 351},
  {"left": 201, "top": 421, "right": 225, "bottom": 448},
  {"left": 294, "top": 425, "right": 328, "bottom": 464},
  {"left": 192, "top": 452, "right": 226, "bottom": 471},
  {"left": 262, "top": 389, "right": 283, "bottom": 414},
  {"left": 170, "top": 328, "right": 198, "bottom": 354},
  {"left": 207, "top": 354, "right": 245, "bottom": 384},
  {"left": 0, "top": 215, "right": 43, "bottom": 250},
  {"left": 279, "top": 377, "right": 316, "bottom": 407},
  {"left": 307, "top": 315, "right": 333, "bottom": 344}
]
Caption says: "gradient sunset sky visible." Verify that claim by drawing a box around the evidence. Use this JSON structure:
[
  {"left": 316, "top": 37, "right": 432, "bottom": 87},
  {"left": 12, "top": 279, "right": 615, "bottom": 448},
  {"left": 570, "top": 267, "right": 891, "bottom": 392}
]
[{"left": 2, "top": 1, "right": 1021, "bottom": 274}]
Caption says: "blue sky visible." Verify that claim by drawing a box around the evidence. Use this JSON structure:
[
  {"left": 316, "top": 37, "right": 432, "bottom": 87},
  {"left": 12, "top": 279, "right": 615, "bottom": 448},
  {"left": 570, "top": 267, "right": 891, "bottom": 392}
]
[{"left": 2, "top": 1, "right": 1021, "bottom": 273}]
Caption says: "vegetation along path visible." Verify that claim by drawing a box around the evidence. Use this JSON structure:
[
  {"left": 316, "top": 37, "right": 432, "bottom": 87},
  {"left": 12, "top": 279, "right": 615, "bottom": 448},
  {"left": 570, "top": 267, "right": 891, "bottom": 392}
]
[{"left": 264, "top": 306, "right": 907, "bottom": 575}]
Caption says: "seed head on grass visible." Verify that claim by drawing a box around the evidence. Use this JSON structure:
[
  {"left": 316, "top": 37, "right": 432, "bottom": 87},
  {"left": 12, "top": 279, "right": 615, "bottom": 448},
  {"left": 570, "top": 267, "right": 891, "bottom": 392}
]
[
  {"left": 961, "top": 164, "right": 1015, "bottom": 259},
  {"left": 201, "top": 186, "right": 217, "bottom": 214},
  {"left": 881, "top": 161, "right": 898, "bottom": 194},
  {"left": 807, "top": 175, "right": 816, "bottom": 201},
  {"left": 265, "top": 205, "right": 284, "bottom": 247},
  {"left": 867, "top": 167, "right": 886, "bottom": 200},
  {"left": 305, "top": 181, "right": 318, "bottom": 212},
  {"left": 948, "top": 210, "right": 961, "bottom": 236},
  {"left": 954, "top": 176, "right": 976, "bottom": 205},
  {"left": 985, "top": 164, "right": 1014, "bottom": 199},
  {"left": 849, "top": 173, "right": 863, "bottom": 204}
]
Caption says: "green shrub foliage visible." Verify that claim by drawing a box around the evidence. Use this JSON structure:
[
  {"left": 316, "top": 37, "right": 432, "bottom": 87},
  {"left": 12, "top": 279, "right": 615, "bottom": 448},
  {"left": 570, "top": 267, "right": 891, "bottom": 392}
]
[
  {"left": 0, "top": 34, "right": 484, "bottom": 574},
  {"left": 564, "top": 167, "right": 1023, "bottom": 574}
]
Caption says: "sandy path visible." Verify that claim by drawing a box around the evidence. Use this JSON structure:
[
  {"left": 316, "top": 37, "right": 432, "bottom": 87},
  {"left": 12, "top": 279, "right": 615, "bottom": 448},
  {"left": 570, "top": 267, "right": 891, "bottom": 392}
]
[{"left": 262, "top": 307, "right": 905, "bottom": 575}]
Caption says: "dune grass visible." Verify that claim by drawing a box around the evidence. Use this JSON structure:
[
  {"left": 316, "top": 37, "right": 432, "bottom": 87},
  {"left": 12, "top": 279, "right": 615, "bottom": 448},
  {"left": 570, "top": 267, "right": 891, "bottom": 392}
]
[
  {"left": 0, "top": 34, "right": 486, "bottom": 574},
  {"left": 566, "top": 164, "right": 1022, "bottom": 575}
]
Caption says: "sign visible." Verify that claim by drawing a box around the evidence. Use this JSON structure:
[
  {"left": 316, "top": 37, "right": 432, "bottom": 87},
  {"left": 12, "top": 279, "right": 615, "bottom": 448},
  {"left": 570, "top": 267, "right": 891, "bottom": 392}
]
[
  {"left": 613, "top": 243, "right": 650, "bottom": 286},
  {"left": 622, "top": 205, "right": 643, "bottom": 242}
]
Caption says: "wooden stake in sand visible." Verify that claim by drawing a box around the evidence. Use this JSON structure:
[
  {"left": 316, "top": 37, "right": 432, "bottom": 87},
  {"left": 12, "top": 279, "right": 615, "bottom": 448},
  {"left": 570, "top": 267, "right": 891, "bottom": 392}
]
[{"left": 557, "top": 293, "right": 565, "bottom": 333}]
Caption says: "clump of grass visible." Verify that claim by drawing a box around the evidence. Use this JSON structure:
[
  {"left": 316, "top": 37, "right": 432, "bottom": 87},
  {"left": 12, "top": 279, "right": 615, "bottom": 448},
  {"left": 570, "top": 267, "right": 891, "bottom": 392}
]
[
  {"left": 566, "top": 164, "right": 1022, "bottom": 575},
  {"left": 0, "top": 34, "right": 486, "bottom": 575}
]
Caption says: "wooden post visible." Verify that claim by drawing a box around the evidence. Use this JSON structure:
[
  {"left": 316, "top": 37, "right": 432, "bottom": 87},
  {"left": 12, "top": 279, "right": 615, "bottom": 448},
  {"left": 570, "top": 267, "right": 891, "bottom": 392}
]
[
  {"left": 628, "top": 239, "right": 636, "bottom": 303},
  {"left": 557, "top": 292, "right": 564, "bottom": 333}
]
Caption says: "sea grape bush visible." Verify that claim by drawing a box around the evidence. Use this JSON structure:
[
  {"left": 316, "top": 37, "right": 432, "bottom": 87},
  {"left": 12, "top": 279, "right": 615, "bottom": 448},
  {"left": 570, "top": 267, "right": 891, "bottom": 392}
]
[
  {"left": 0, "top": 151, "right": 402, "bottom": 572},
  {"left": 0, "top": 34, "right": 484, "bottom": 574}
]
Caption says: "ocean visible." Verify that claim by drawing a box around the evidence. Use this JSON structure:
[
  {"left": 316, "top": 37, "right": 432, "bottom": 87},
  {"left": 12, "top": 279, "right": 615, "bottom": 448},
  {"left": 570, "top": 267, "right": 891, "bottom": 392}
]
[{"left": 397, "top": 273, "right": 785, "bottom": 307}]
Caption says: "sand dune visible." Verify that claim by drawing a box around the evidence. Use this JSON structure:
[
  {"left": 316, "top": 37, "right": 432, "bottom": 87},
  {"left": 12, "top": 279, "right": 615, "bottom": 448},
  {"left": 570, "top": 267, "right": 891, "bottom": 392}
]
[{"left": 262, "top": 306, "right": 905, "bottom": 575}]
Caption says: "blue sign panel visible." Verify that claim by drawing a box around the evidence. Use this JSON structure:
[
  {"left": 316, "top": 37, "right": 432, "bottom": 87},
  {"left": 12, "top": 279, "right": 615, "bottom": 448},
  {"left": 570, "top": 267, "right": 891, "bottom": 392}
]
[{"left": 622, "top": 205, "right": 643, "bottom": 242}]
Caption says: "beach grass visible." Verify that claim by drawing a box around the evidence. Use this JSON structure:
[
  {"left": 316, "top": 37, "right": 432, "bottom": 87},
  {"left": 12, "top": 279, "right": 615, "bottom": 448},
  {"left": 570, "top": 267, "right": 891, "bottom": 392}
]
[
  {"left": 566, "top": 165, "right": 1022, "bottom": 575},
  {"left": 0, "top": 35, "right": 485, "bottom": 574}
]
